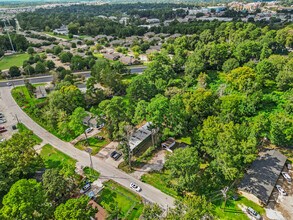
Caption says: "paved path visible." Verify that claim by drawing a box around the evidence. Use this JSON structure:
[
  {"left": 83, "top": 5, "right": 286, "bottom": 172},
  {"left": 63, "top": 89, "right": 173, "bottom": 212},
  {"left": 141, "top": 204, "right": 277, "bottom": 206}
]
[{"left": 0, "top": 86, "right": 174, "bottom": 209}]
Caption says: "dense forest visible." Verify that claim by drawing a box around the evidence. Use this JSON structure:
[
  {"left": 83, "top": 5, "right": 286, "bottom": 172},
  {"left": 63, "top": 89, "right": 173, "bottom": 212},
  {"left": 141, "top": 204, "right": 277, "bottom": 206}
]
[{"left": 17, "top": 4, "right": 291, "bottom": 38}]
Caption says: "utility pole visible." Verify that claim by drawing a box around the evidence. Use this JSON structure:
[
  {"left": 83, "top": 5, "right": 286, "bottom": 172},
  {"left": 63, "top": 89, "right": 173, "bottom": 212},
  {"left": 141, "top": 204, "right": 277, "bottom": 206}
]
[
  {"left": 84, "top": 130, "right": 90, "bottom": 146},
  {"left": 3, "top": 19, "right": 15, "bottom": 52},
  {"left": 86, "top": 147, "right": 93, "bottom": 169},
  {"left": 221, "top": 186, "right": 229, "bottom": 211}
]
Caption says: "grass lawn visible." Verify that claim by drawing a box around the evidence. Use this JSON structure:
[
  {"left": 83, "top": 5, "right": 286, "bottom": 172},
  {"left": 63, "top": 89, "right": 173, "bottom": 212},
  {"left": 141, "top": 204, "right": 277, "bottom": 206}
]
[
  {"left": 122, "top": 74, "right": 137, "bottom": 85},
  {"left": 83, "top": 166, "right": 100, "bottom": 182},
  {"left": 213, "top": 196, "right": 265, "bottom": 220},
  {"left": 0, "top": 53, "right": 30, "bottom": 70},
  {"left": 40, "top": 144, "right": 76, "bottom": 170},
  {"left": 93, "top": 53, "right": 104, "bottom": 59},
  {"left": 44, "top": 32, "right": 71, "bottom": 40},
  {"left": 98, "top": 180, "right": 143, "bottom": 220},
  {"left": 75, "top": 130, "right": 109, "bottom": 155},
  {"left": 141, "top": 170, "right": 179, "bottom": 199},
  {"left": 17, "top": 123, "right": 42, "bottom": 144},
  {"left": 176, "top": 136, "right": 192, "bottom": 145}
]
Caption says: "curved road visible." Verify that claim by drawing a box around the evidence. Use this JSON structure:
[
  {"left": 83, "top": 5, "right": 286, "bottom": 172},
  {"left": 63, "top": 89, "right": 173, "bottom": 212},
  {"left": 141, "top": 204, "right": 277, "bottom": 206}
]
[{"left": 0, "top": 86, "right": 174, "bottom": 209}]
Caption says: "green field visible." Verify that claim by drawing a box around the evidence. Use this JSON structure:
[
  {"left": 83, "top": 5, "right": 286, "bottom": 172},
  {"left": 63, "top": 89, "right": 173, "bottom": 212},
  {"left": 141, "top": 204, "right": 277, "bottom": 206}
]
[
  {"left": 44, "top": 32, "right": 71, "bottom": 40},
  {"left": 40, "top": 144, "right": 76, "bottom": 170},
  {"left": 98, "top": 180, "right": 144, "bottom": 220},
  {"left": 0, "top": 53, "right": 30, "bottom": 70}
]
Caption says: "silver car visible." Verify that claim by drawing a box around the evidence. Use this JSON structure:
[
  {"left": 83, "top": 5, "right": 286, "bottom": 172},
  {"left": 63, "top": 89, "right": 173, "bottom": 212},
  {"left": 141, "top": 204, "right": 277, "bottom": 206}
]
[
  {"left": 276, "top": 185, "right": 287, "bottom": 196},
  {"left": 130, "top": 182, "right": 141, "bottom": 192}
]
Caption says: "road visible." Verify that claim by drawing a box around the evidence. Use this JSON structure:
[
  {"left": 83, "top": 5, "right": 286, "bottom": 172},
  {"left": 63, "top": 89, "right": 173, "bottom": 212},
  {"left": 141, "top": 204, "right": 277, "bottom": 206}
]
[
  {"left": 0, "top": 66, "right": 146, "bottom": 87},
  {"left": 0, "top": 86, "right": 174, "bottom": 209}
]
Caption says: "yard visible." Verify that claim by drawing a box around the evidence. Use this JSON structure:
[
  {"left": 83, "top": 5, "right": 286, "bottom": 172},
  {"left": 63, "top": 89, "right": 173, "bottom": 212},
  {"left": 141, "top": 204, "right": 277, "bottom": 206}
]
[
  {"left": 213, "top": 195, "right": 265, "bottom": 220},
  {"left": 0, "top": 53, "right": 30, "bottom": 70},
  {"left": 141, "top": 170, "right": 179, "bottom": 199},
  {"left": 97, "top": 180, "right": 144, "bottom": 220},
  {"left": 75, "top": 131, "right": 109, "bottom": 155},
  {"left": 40, "top": 144, "right": 76, "bottom": 170}
]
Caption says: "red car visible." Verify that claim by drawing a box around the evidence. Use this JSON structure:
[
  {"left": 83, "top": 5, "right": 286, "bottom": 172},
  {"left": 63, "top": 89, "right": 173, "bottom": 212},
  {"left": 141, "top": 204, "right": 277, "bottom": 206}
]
[{"left": 0, "top": 129, "right": 7, "bottom": 133}]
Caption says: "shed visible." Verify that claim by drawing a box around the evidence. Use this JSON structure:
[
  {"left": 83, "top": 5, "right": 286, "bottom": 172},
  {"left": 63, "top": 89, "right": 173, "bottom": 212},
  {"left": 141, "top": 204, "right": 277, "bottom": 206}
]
[
  {"left": 35, "top": 86, "right": 47, "bottom": 99},
  {"left": 238, "top": 150, "right": 287, "bottom": 206}
]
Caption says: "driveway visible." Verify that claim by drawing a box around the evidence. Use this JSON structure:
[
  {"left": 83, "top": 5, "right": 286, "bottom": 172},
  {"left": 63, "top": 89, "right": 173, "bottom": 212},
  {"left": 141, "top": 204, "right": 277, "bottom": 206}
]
[
  {"left": 97, "top": 141, "right": 124, "bottom": 168},
  {"left": 0, "top": 86, "right": 175, "bottom": 209}
]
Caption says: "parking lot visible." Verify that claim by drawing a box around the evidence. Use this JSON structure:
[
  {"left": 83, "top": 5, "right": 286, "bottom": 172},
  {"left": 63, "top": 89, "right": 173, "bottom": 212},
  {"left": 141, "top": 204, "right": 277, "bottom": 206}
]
[
  {"left": 0, "top": 87, "right": 19, "bottom": 141},
  {"left": 267, "top": 166, "right": 293, "bottom": 219}
]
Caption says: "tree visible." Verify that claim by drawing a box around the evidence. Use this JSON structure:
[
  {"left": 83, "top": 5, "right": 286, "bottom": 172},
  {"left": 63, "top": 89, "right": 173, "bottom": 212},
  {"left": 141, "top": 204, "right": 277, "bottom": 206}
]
[
  {"left": 199, "top": 116, "right": 257, "bottom": 181},
  {"left": 222, "top": 58, "right": 239, "bottom": 73},
  {"left": 127, "top": 75, "right": 158, "bottom": 101},
  {"left": 53, "top": 45, "right": 63, "bottom": 55},
  {"left": 23, "top": 65, "right": 35, "bottom": 75},
  {"left": 225, "top": 66, "right": 257, "bottom": 93},
  {"left": 27, "top": 47, "right": 35, "bottom": 55},
  {"left": 35, "top": 61, "right": 47, "bottom": 74},
  {"left": 0, "top": 132, "right": 43, "bottom": 198},
  {"left": 42, "top": 169, "right": 75, "bottom": 206},
  {"left": 165, "top": 147, "right": 200, "bottom": 192},
  {"left": 48, "top": 85, "right": 85, "bottom": 114},
  {"left": 54, "top": 196, "right": 96, "bottom": 220},
  {"left": 70, "top": 55, "right": 85, "bottom": 71},
  {"left": 0, "top": 179, "right": 49, "bottom": 220},
  {"left": 165, "top": 195, "right": 213, "bottom": 220},
  {"left": 59, "top": 51, "right": 73, "bottom": 63},
  {"left": 68, "top": 107, "right": 87, "bottom": 136},
  {"left": 8, "top": 66, "right": 21, "bottom": 77},
  {"left": 269, "top": 112, "right": 293, "bottom": 147},
  {"left": 46, "top": 60, "right": 56, "bottom": 70},
  {"left": 142, "top": 204, "right": 162, "bottom": 220}
]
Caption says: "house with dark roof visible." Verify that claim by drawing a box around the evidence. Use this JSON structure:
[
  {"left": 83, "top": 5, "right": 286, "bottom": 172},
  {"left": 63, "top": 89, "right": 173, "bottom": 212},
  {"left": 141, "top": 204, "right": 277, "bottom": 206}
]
[
  {"left": 129, "top": 122, "right": 153, "bottom": 154},
  {"left": 238, "top": 150, "right": 287, "bottom": 206}
]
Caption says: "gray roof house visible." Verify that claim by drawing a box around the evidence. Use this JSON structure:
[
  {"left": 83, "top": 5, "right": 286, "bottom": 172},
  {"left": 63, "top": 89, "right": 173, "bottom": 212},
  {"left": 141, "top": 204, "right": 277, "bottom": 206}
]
[
  {"left": 238, "top": 150, "right": 287, "bottom": 206},
  {"left": 129, "top": 122, "right": 153, "bottom": 154}
]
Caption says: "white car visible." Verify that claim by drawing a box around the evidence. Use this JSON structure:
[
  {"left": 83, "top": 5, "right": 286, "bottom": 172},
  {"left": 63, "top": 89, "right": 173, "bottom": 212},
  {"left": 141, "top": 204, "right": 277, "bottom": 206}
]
[
  {"left": 282, "top": 172, "right": 292, "bottom": 183},
  {"left": 130, "top": 182, "right": 141, "bottom": 192},
  {"left": 85, "top": 127, "right": 93, "bottom": 133},
  {"left": 0, "top": 119, "right": 7, "bottom": 124},
  {"left": 276, "top": 185, "right": 287, "bottom": 196},
  {"left": 6, "top": 82, "right": 12, "bottom": 86},
  {"left": 0, "top": 138, "right": 6, "bottom": 143}
]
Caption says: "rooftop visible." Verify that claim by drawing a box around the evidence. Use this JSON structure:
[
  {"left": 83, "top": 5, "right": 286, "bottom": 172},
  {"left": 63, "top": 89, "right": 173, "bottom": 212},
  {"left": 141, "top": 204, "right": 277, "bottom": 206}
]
[
  {"left": 238, "top": 150, "right": 287, "bottom": 205},
  {"left": 129, "top": 122, "right": 152, "bottom": 151}
]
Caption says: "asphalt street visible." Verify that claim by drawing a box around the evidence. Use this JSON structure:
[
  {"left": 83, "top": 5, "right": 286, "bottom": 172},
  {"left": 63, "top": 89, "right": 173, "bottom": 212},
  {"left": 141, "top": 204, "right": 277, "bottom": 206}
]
[
  {"left": 0, "top": 66, "right": 146, "bottom": 87},
  {"left": 0, "top": 82, "right": 174, "bottom": 209}
]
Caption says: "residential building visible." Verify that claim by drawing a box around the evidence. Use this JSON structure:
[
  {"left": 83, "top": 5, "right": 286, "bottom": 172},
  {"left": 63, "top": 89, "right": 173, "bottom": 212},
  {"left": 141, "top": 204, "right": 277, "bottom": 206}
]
[
  {"left": 238, "top": 150, "right": 287, "bottom": 206},
  {"left": 129, "top": 122, "right": 153, "bottom": 154},
  {"left": 35, "top": 86, "right": 47, "bottom": 99},
  {"left": 53, "top": 25, "right": 68, "bottom": 35}
]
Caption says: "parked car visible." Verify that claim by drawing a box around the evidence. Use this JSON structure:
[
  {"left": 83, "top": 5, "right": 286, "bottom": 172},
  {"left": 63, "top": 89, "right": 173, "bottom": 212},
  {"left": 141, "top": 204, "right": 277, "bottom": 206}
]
[
  {"left": 85, "top": 127, "right": 93, "bottom": 134},
  {"left": 110, "top": 151, "right": 122, "bottom": 161},
  {"left": 286, "top": 163, "right": 292, "bottom": 170},
  {"left": 0, "top": 115, "right": 5, "bottom": 119},
  {"left": 276, "top": 185, "right": 287, "bottom": 196},
  {"left": 82, "top": 183, "right": 91, "bottom": 193},
  {"left": 0, "top": 119, "right": 7, "bottom": 124},
  {"left": 130, "top": 182, "right": 141, "bottom": 192},
  {"left": 0, "top": 138, "right": 6, "bottom": 142},
  {"left": 247, "top": 207, "right": 261, "bottom": 220},
  {"left": 0, "top": 129, "right": 7, "bottom": 133},
  {"left": 97, "top": 123, "right": 105, "bottom": 130},
  {"left": 0, "top": 126, "right": 5, "bottom": 130},
  {"left": 282, "top": 172, "right": 292, "bottom": 183}
]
